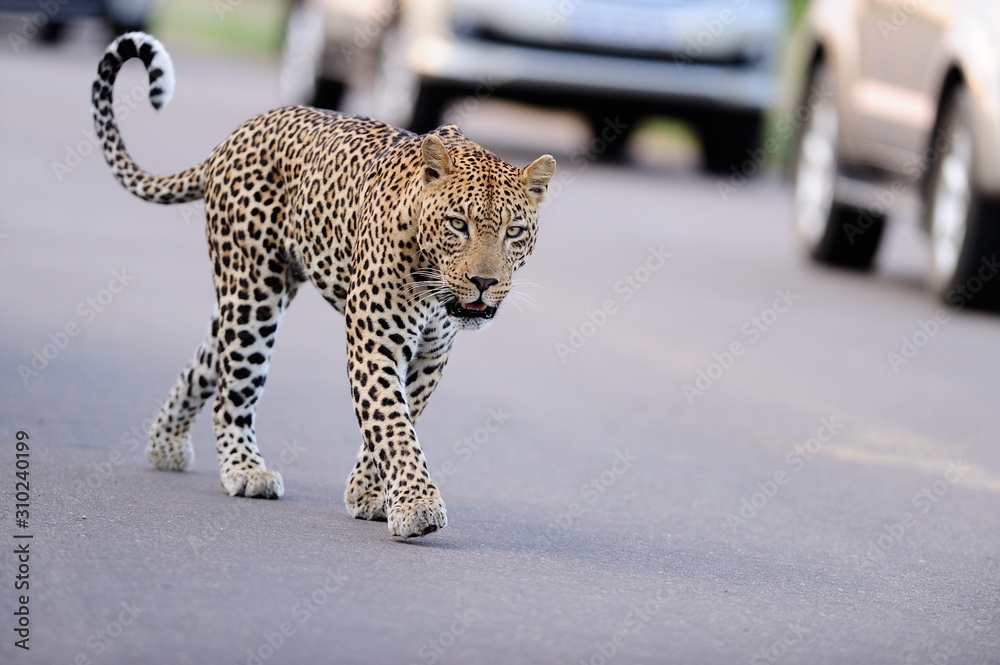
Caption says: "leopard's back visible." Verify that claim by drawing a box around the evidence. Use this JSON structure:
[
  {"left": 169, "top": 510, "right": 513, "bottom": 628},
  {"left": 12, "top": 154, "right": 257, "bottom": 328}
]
[{"left": 202, "top": 106, "right": 417, "bottom": 309}]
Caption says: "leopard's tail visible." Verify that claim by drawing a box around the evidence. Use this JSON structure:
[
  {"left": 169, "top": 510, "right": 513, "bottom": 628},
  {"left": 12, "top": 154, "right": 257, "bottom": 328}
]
[{"left": 92, "top": 32, "right": 206, "bottom": 204}]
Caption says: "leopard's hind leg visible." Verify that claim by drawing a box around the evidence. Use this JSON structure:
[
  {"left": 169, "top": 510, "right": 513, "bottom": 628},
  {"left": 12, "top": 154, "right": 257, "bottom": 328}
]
[
  {"left": 209, "top": 266, "right": 299, "bottom": 500},
  {"left": 147, "top": 311, "right": 220, "bottom": 471}
]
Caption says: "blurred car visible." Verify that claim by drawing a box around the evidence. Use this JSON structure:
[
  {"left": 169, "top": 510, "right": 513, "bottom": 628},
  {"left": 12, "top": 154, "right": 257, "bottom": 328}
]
[
  {"left": 0, "top": 0, "right": 156, "bottom": 43},
  {"left": 792, "top": 0, "right": 1000, "bottom": 310},
  {"left": 280, "top": 0, "right": 788, "bottom": 171}
]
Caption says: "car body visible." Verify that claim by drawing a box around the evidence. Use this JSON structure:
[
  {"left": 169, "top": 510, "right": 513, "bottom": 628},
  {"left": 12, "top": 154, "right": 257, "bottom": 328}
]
[
  {"left": 791, "top": 0, "right": 1000, "bottom": 309},
  {"left": 0, "top": 0, "right": 156, "bottom": 42},
  {"left": 280, "top": 0, "right": 788, "bottom": 171}
]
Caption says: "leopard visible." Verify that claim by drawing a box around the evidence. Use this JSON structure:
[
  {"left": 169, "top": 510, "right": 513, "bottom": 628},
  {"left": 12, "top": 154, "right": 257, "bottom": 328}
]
[{"left": 91, "top": 32, "right": 555, "bottom": 538}]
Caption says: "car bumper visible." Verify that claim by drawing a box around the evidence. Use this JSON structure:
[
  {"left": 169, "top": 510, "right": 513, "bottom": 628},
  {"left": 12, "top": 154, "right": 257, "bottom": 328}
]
[{"left": 408, "top": 35, "right": 778, "bottom": 112}]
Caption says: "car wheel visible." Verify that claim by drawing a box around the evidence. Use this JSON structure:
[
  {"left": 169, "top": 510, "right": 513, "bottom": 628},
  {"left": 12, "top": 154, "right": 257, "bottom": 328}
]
[
  {"left": 279, "top": 3, "right": 345, "bottom": 109},
  {"left": 105, "top": 0, "right": 151, "bottom": 36},
  {"left": 585, "top": 112, "right": 635, "bottom": 163},
  {"left": 925, "top": 86, "right": 1000, "bottom": 310},
  {"left": 311, "top": 78, "right": 347, "bottom": 111},
  {"left": 696, "top": 109, "right": 762, "bottom": 174},
  {"left": 409, "top": 84, "right": 452, "bottom": 134},
  {"left": 109, "top": 22, "right": 146, "bottom": 37},
  {"left": 38, "top": 21, "right": 66, "bottom": 44},
  {"left": 372, "top": 23, "right": 448, "bottom": 132},
  {"left": 793, "top": 62, "right": 885, "bottom": 269}
]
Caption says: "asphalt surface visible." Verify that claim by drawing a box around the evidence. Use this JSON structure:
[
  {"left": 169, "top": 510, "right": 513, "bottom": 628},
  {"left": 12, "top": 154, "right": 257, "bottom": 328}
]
[{"left": 2, "top": 31, "right": 999, "bottom": 665}]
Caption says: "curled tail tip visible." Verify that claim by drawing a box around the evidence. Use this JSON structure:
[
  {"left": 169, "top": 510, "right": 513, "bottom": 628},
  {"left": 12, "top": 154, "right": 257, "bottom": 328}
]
[{"left": 102, "top": 31, "right": 176, "bottom": 110}]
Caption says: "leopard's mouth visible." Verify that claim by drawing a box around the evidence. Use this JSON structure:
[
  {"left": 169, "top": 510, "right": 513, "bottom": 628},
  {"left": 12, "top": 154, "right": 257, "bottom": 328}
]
[{"left": 445, "top": 298, "right": 497, "bottom": 320}]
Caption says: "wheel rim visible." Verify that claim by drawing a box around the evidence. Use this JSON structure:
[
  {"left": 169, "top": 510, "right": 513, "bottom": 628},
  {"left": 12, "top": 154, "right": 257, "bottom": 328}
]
[
  {"left": 794, "top": 70, "right": 839, "bottom": 252},
  {"left": 929, "top": 107, "right": 973, "bottom": 291},
  {"left": 372, "top": 25, "right": 420, "bottom": 127}
]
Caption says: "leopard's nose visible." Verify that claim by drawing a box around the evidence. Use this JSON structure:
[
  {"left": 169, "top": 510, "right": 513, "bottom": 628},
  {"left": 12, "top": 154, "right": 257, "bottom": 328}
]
[{"left": 468, "top": 275, "right": 498, "bottom": 294}]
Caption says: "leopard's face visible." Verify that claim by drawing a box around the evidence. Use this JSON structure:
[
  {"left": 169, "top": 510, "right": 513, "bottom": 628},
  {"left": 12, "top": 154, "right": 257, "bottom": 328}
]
[{"left": 416, "top": 135, "right": 555, "bottom": 331}]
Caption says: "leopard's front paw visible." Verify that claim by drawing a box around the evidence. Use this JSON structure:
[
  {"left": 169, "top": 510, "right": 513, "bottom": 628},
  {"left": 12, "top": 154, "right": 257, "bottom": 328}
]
[
  {"left": 146, "top": 433, "right": 194, "bottom": 471},
  {"left": 221, "top": 467, "right": 284, "bottom": 499},
  {"left": 388, "top": 488, "right": 447, "bottom": 538}
]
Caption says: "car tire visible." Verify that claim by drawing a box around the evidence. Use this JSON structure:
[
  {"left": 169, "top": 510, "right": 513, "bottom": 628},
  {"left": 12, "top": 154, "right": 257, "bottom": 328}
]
[
  {"left": 372, "top": 23, "right": 449, "bottom": 132},
  {"left": 924, "top": 86, "right": 1000, "bottom": 311},
  {"left": 696, "top": 109, "right": 763, "bottom": 174},
  {"left": 38, "top": 21, "right": 66, "bottom": 44},
  {"left": 279, "top": 2, "right": 344, "bottom": 109},
  {"left": 793, "top": 62, "right": 885, "bottom": 269},
  {"left": 108, "top": 21, "right": 146, "bottom": 39},
  {"left": 311, "top": 78, "right": 346, "bottom": 111},
  {"left": 407, "top": 83, "right": 451, "bottom": 134},
  {"left": 585, "top": 112, "right": 635, "bottom": 163}
]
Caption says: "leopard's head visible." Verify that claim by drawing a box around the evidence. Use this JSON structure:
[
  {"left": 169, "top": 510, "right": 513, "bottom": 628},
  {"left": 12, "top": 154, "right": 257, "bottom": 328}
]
[{"left": 415, "top": 132, "right": 555, "bottom": 331}]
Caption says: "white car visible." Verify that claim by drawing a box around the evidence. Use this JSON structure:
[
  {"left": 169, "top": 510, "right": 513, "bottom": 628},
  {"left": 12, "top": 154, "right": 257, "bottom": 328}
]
[
  {"left": 792, "top": 0, "right": 1000, "bottom": 310},
  {"left": 280, "top": 0, "right": 788, "bottom": 171}
]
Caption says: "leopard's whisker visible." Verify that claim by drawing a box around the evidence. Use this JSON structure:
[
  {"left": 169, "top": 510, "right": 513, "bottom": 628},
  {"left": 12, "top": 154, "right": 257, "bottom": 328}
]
[{"left": 508, "top": 290, "right": 542, "bottom": 310}]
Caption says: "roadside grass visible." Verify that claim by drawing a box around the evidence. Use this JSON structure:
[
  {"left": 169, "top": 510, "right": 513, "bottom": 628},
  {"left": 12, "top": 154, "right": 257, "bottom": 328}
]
[{"left": 151, "top": 0, "right": 287, "bottom": 53}]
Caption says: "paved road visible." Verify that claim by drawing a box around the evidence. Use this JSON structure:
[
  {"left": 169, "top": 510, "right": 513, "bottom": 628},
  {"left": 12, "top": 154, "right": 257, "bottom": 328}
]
[{"left": 2, "top": 33, "right": 999, "bottom": 665}]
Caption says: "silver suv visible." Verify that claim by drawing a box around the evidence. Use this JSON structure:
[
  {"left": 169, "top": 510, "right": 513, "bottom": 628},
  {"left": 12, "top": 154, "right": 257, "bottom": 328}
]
[
  {"left": 791, "top": 0, "right": 1000, "bottom": 310},
  {"left": 280, "top": 0, "right": 788, "bottom": 171}
]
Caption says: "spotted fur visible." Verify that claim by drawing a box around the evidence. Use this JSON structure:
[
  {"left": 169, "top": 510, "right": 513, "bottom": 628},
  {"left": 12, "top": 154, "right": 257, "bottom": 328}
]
[{"left": 91, "top": 33, "right": 555, "bottom": 537}]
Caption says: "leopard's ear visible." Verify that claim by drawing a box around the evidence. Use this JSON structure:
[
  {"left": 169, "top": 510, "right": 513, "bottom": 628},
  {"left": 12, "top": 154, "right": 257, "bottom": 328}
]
[
  {"left": 421, "top": 135, "right": 454, "bottom": 185},
  {"left": 521, "top": 155, "right": 556, "bottom": 203}
]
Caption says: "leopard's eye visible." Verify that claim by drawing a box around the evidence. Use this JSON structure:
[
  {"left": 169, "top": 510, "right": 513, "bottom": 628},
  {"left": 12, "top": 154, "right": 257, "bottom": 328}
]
[
  {"left": 447, "top": 217, "right": 469, "bottom": 235},
  {"left": 505, "top": 225, "right": 526, "bottom": 240}
]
